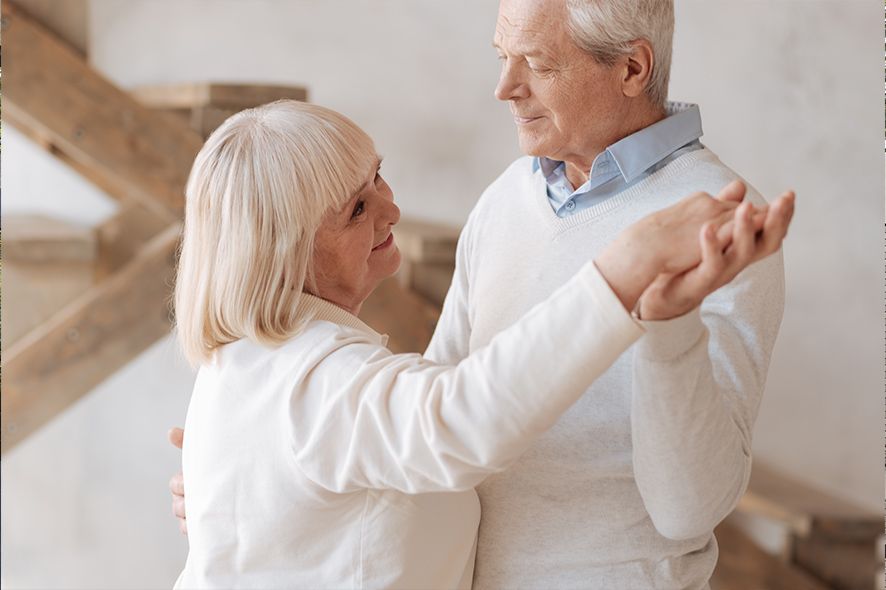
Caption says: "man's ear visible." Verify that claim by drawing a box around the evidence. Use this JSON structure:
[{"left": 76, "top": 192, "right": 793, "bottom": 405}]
[{"left": 621, "top": 39, "right": 654, "bottom": 98}]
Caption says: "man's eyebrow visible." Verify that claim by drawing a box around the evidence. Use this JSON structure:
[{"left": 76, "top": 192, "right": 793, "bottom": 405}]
[{"left": 492, "top": 39, "right": 545, "bottom": 58}]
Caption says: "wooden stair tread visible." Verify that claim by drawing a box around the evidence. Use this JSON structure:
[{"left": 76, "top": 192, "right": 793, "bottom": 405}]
[
  {"left": 738, "top": 462, "right": 881, "bottom": 538},
  {"left": 2, "top": 214, "right": 97, "bottom": 262},
  {"left": 392, "top": 219, "right": 460, "bottom": 264},
  {"left": 358, "top": 277, "right": 440, "bottom": 355},
  {"left": 131, "top": 82, "right": 308, "bottom": 111},
  {"left": 711, "top": 520, "right": 830, "bottom": 590}
]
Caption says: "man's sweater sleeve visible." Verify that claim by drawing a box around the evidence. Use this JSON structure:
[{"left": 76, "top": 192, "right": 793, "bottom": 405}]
[
  {"left": 290, "top": 262, "right": 644, "bottom": 495},
  {"left": 630, "top": 249, "right": 785, "bottom": 540},
  {"left": 424, "top": 213, "right": 475, "bottom": 367}
]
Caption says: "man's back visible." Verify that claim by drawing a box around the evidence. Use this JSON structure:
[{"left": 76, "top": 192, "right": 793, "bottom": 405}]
[{"left": 426, "top": 151, "right": 785, "bottom": 589}]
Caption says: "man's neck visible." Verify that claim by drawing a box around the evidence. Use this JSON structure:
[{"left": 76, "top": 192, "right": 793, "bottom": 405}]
[{"left": 564, "top": 102, "right": 667, "bottom": 189}]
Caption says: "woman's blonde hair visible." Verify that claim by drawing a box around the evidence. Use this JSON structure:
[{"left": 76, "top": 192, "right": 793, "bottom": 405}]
[{"left": 174, "top": 100, "right": 377, "bottom": 366}]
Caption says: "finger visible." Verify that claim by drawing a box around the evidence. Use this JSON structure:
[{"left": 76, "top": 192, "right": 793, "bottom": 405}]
[
  {"left": 714, "top": 219, "right": 741, "bottom": 252},
  {"left": 694, "top": 222, "right": 729, "bottom": 289},
  {"left": 749, "top": 206, "right": 768, "bottom": 232},
  {"left": 727, "top": 201, "right": 757, "bottom": 269},
  {"left": 756, "top": 191, "right": 795, "bottom": 259},
  {"left": 170, "top": 470, "right": 185, "bottom": 496},
  {"left": 168, "top": 427, "right": 184, "bottom": 450},
  {"left": 180, "top": 519, "right": 188, "bottom": 535},
  {"left": 173, "top": 495, "right": 187, "bottom": 519},
  {"left": 715, "top": 179, "right": 747, "bottom": 203}
]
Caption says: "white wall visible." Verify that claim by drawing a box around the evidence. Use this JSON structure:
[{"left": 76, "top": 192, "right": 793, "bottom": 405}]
[{"left": 1, "top": 1, "right": 882, "bottom": 588}]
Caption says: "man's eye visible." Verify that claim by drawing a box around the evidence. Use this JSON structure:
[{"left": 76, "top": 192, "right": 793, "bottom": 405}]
[{"left": 351, "top": 200, "right": 366, "bottom": 219}]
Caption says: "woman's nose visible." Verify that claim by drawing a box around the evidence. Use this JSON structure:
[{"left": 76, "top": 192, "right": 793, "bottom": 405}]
[
  {"left": 374, "top": 186, "right": 400, "bottom": 229},
  {"left": 383, "top": 199, "right": 401, "bottom": 227}
]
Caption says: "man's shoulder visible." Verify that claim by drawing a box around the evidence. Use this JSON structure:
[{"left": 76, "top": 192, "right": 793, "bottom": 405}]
[
  {"left": 660, "top": 148, "right": 769, "bottom": 206},
  {"left": 482, "top": 155, "right": 536, "bottom": 195}
]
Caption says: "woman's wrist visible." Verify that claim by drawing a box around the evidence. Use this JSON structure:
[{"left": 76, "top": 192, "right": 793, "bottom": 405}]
[{"left": 594, "top": 227, "right": 663, "bottom": 313}]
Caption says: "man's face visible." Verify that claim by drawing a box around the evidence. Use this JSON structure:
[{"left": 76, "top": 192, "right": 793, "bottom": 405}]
[{"left": 493, "top": 0, "right": 628, "bottom": 169}]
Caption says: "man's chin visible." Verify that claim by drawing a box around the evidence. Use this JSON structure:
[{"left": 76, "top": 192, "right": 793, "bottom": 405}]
[{"left": 516, "top": 134, "right": 552, "bottom": 159}]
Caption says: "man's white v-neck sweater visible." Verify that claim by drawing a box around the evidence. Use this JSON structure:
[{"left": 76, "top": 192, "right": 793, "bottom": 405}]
[{"left": 426, "top": 149, "right": 786, "bottom": 590}]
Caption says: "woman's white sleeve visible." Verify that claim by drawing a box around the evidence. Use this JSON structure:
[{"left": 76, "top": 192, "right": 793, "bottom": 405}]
[{"left": 290, "top": 261, "right": 644, "bottom": 494}]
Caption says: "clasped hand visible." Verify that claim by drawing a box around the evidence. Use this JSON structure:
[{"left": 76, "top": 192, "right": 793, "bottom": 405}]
[{"left": 596, "top": 180, "right": 795, "bottom": 321}]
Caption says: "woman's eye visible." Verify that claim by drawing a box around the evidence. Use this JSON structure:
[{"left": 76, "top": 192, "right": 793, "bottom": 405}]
[{"left": 351, "top": 200, "right": 365, "bottom": 219}]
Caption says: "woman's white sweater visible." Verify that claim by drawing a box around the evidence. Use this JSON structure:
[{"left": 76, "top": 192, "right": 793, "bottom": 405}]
[{"left": 175, "top": 260, "right": 642, "bottom": 589}]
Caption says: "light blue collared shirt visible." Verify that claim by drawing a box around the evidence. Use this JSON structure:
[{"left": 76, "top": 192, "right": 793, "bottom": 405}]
[{"left": 534, "top": 102, "right": 704, "bottom": 217}]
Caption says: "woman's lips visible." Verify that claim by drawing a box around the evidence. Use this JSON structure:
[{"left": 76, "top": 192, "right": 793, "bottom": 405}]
[{"left": 372, "top": 233, "right": 394, "bottom": 251}]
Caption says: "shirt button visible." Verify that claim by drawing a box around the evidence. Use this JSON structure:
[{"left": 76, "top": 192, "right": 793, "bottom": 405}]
[{"left": 565, "top": 200, "right": 576, "bottom": 211}]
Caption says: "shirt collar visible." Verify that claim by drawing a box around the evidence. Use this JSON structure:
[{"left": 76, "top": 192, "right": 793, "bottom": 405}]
[
  {"left": 297, "top": 292, "right": 389, "bottom": 346},
  {"left": 532, "top": 102, "right": 703, "bottom": 184}
]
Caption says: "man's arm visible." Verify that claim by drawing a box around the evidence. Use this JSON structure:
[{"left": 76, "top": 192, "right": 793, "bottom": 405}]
[
  {"left": 630, "top": 191, "right": 793, "bottom": 541},
  {"left": 424, "top": 213, "right": 476, "bottom": 366}
]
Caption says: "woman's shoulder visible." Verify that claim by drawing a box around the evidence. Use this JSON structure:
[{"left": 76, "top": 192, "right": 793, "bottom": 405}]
[{"left": 211, "top": 320, "right": 380, "bottom": 374}]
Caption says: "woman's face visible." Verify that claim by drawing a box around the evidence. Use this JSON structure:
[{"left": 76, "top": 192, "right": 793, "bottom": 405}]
[{"left": 308, "top": 157, "right": 402, "bottom": 315}]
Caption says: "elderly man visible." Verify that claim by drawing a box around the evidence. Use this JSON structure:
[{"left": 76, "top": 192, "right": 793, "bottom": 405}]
[
  {"left": 420, "top": 0, "right": 786, "bottom": 588},
  {"left": 171, "top": 0, "right": 788, "bottom": 587}
]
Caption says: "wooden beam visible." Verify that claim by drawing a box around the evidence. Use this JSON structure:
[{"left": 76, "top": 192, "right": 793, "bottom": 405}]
[
  {"left": 131, "top": 82, "right": 308, "bottom": 111},
  {"left": 1, "top": 1, "right": 204, "bottom": 216},
  {"left": 1, "top": 224, "right": 182, "bottom": 456},
  {"left": 94, "top": 202, "right": 175, "bottom": 282},
  {"left": 12, "top": 0, "right": 89, "bottom": 56}
]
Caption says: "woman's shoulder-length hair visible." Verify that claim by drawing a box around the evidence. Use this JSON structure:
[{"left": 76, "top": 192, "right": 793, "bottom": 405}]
[{"left": 174, "top": 99, "right": 377, "bottom": 366}]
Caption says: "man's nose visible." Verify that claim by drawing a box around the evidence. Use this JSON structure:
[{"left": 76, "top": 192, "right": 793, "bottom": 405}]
[{"left": 494, "top": 61, "right": 529, "bottom": 102}]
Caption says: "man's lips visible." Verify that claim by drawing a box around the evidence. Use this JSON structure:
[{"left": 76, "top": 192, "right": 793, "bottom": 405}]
[
  {"left": 372, "top": 233, "right": 394, "bottom": 251},
  {"left": 514, "top": 115, "right": 541, "bottom": 124}
]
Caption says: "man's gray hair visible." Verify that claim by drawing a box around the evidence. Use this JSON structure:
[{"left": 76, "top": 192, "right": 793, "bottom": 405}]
[{"left": 566, "top": 0, "right": 674, "bottom": 108}]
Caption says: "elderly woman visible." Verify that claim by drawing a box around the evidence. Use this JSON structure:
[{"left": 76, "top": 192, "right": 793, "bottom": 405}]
[{"left": 171, "top": 100, "right": 791, "bottom": 589}]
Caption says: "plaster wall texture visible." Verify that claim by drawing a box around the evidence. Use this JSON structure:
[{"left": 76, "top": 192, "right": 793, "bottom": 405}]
[{"left": 1, "top": 1, "right": 882, "bottom": 588}]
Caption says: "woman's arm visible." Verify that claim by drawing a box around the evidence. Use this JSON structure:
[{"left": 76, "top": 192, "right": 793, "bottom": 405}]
[{"left": 290, "top": 188, "right": 794, "bottom": 495}]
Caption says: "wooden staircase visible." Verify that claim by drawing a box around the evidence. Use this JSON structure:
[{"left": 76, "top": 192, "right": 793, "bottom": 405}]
[
  {"left": 1, "top": 0, "right": 196, "bottom": 454},
  {"left": 720, "top": 463, "right": 883, "bottom": 590},
  {"left": 0, "top": 0, "right": 449, "bottom": 454}
]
